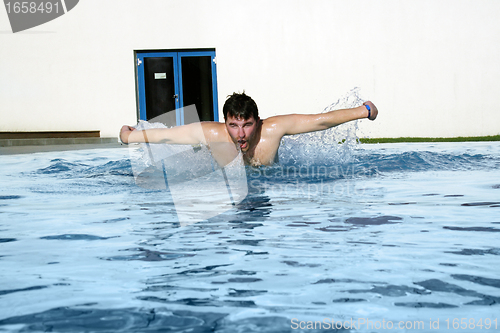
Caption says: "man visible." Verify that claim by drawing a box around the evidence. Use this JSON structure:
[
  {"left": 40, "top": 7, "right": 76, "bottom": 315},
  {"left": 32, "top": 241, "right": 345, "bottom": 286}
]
[{"left": 120, "top": 92, "right": 378, "bottom": 166}]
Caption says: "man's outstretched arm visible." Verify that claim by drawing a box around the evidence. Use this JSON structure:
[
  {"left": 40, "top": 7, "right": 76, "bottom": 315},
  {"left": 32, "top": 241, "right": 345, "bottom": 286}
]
[
  {"left": 273, "top": 101, "right": 378, "bottom": 136},
  {"left": 119, "top": 122, "right": 208, "bottom": 145}
]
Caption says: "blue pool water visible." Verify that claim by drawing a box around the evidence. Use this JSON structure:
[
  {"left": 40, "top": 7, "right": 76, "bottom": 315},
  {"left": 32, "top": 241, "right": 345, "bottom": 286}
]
[{"left": 1, "top": 140, "right": 500, "bottom": 332}]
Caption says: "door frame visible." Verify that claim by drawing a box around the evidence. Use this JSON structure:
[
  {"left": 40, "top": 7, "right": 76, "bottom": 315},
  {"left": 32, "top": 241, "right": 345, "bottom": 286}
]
[{"left": 135, "top": 49, "right": 219, "bottom": 125}]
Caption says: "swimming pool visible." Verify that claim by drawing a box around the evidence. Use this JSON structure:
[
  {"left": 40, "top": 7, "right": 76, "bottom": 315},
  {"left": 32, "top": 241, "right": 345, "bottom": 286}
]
[{"left": 1, "top": 139, "right": 499, "bottom": 332}]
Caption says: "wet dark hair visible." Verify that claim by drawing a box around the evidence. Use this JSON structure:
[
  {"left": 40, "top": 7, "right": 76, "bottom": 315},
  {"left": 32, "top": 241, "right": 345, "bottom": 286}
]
[{"left": 223, "top": 92, "right": 259, "bottom": 121}]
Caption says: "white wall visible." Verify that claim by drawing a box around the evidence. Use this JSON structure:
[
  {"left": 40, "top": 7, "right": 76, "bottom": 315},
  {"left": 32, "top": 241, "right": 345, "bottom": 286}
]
[{"left": 1, "top": 0, "right": 499, "bottom": 138}]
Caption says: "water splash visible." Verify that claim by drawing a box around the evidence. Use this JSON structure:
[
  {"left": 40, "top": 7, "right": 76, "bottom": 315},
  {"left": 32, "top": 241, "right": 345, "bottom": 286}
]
[
  {"left": 278, "top": 87, "right": 365, "bottom": 166},
  {"left": 129, "top": 118, "right": 248, "bottom": 227}
]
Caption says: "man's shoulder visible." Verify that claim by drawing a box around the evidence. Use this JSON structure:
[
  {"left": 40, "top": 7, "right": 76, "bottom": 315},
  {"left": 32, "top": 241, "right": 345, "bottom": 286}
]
[
  {"left": 201, "top": 121, "right": 227, "bottom": 140},
  {"left": 261, "top": 114, "right": 299, "bottom": 131},
  {"left": 260, "top": 115, "right": 295, "bottom": 139},
  {"left": 262, "top": 114, "right": 287, "bottom": 126},
  {"left": 201, "top": 121, "right": 225, "bottom": 129},
  {"left": 261, "top": 113, "right": 315, "bottom": 138}
]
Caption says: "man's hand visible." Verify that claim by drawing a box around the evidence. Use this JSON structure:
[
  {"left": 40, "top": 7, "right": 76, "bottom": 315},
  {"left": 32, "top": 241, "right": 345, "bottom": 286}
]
[
  {"left": 363, "top": 101, "right": 378, "bottom": 121},
  {"left": 119, "top": 125, "right": 135, "bottom": 144}
]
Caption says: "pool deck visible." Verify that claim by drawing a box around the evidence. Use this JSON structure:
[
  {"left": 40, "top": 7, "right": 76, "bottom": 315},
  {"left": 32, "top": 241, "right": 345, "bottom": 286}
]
[{"left": 0, "top": 138, "right": 125, "bottom": 155}]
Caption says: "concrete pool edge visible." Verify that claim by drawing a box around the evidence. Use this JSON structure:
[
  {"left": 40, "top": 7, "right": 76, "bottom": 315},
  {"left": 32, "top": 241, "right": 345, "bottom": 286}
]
[{"left": 0, "top": 138, "right": 125, "bottom": 155}]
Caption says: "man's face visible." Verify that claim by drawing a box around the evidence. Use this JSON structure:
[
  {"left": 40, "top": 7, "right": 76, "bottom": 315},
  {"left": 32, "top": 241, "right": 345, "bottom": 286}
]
[{"left": 225, "top": 115, "right": 259, "bottom": 152}]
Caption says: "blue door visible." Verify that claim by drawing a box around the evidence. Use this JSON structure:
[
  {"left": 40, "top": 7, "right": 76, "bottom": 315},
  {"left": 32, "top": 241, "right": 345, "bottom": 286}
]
[{"left": 136, "top": 50, "right": 218, "bottom": 126}]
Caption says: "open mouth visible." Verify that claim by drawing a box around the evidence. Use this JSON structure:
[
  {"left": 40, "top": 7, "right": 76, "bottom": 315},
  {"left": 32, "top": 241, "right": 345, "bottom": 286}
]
[{"left": 238, "top": 140, "right": 247, "bottom": 150}]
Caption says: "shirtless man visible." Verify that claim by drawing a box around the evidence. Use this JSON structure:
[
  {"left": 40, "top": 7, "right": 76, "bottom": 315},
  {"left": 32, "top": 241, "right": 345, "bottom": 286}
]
[{"left": 120, "top": 92, "right": 378, "bottom": 166}]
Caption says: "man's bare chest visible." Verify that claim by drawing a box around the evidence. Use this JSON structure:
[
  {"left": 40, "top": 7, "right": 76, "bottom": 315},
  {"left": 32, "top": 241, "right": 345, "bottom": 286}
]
[{"left": 244, "top": 137, "right": 281, "bottom": 166}]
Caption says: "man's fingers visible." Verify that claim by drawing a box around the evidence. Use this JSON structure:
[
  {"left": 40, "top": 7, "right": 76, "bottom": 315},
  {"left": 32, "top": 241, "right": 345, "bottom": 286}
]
[{"left": 364, "top": 101, "right": 378, "bottom": 120}]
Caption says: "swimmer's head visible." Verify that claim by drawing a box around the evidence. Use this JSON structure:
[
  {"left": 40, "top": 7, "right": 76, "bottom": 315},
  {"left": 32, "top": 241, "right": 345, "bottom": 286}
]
[
  {"left": 223, "top": 92, "right": 259, "bottom": 122},
  {"left": 223, "top": 92, "right": 260, "bottom": 153}
]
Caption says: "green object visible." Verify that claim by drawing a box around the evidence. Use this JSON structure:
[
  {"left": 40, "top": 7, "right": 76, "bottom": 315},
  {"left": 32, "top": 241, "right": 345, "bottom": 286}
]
[{"left": 358, "top": 135, "right": 500, "bottom": 144}]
